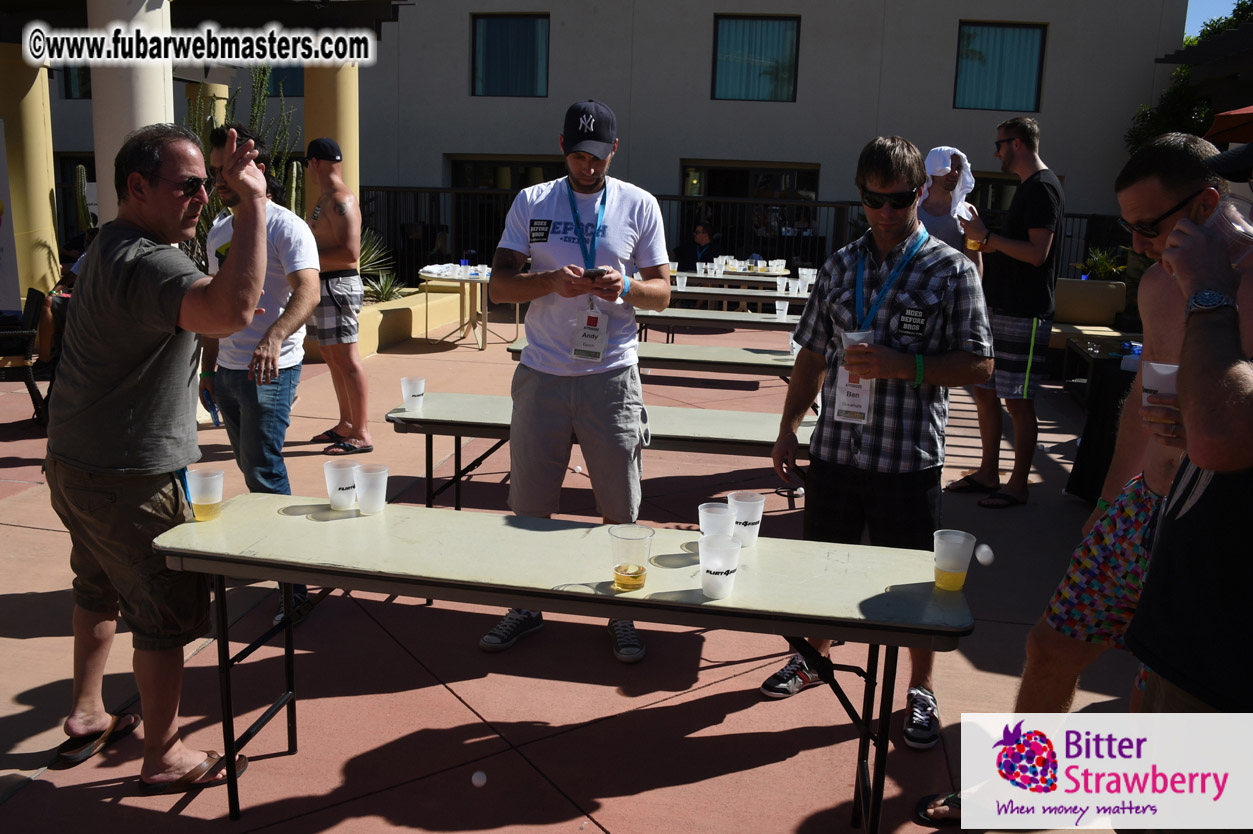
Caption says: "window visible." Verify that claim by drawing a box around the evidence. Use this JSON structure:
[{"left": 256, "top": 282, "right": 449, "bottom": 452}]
[
  {"left": 954, "top": 22, "right": 1046, "bottom": 112},
  {"left": 267, "top": 68, "right": 304, "bottom": 98},
  {"left": 712, "top": 16, "right": 800, "bottom": 102},
  {"left": 472, "top": 14, "right": 549, "bottom": 97},
  {"left": 62, "top": 67, "right": 91, "bottom": 99}
]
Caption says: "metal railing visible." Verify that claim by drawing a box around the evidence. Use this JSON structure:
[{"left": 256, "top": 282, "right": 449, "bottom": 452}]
[{"left": 360, "top": 186, "right": 1128, "bottom": 285}]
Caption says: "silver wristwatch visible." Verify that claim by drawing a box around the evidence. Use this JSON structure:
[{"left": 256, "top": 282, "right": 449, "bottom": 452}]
[{"left": 1185, "top": 289, "right": 1238, "bottom": 322}]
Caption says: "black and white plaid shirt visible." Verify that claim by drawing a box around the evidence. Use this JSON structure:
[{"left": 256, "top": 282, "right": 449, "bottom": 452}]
[{"left": 794, "top": 226, "right": 993, "bottom": 473}]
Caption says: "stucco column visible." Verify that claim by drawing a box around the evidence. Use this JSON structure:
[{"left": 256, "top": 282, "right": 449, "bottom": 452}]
[
  {"left": 87, "top": 0, "right": 174, "bottom": 224},
  {"left": 0, "top": 45, "right": 59, "bottom": 298},
  {"left": 184, "top": 81, "right": 229, "bottom": 140},
  {"left": 303, "top": 64, "right": 360, "bottom": 219}
]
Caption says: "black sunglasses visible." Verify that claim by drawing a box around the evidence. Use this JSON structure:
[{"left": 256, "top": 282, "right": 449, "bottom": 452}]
[
  {"left": 156, "top": 175, "right": 214, "bottom": 198},
  {"left": 994, "top": 138, "right": 1014, "bottom": 152},
  {"left": 861, "top": 187, "right": 918, "bottom": 210},
  {"left": 1117, "top": 189, "right": 1205, "bottom": 238}
]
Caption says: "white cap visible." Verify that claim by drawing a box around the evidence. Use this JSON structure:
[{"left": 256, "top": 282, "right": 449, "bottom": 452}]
[{"left": 920, "top": 146, "right": 975, "bottom": 221}]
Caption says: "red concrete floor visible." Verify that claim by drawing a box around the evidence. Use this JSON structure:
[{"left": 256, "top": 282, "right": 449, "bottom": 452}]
[{"left": 0, "top": 310, "right": 1130, "bottom": 833}]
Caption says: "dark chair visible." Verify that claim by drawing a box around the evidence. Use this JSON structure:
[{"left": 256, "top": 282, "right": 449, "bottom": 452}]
[{"left": 0, "top": 287, "right": 48, "bottom": 424}]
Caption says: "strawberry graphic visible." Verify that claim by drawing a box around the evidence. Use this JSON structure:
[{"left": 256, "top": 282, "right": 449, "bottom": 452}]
[{"left": 994, "top": 721, "right": 1058, "bottom": 793}]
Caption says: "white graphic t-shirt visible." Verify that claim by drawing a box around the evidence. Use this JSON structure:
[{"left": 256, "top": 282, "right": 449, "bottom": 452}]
[{"left": 497, "top": 176, "right": 668, "bottom": 376}]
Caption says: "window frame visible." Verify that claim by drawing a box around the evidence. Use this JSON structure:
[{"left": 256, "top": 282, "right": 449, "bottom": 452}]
[
  {"left": 952, "top": 21, "right": 1047, "bottom": 113},
  {"left": 470, "top": 13, "right": 551, "bottom": 99},
  {"left": 710, "top": 14, "right": 801, "bottom": 103}
]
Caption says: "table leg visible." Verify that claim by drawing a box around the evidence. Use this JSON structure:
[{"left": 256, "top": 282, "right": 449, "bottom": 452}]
[
  {"left": 214, "top": 575, "right": 242, "bottom": 820},
  {"left": 868, "top": 645, "right": 898, "bottom": 834},
  {"left": 478, "top": 283, "right": 487, "bottom": 351},
  {"left": 851, "top": 643, "right": 880, "bottom": 828},
  {"left": 454, "top": 438, "right": 462, "bottom": 510},
  {"left": 425, "top": 434, "right": 434, "bottom": 508},
  {"left": 282, "top": 583, "right": 298, "bottom": 754}
]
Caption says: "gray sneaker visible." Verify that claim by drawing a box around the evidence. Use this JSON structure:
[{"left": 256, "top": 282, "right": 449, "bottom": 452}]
[
  {"left": 760, "top": 653, "right": 823, "bottom": 699},
  {"left": 903, "top": 686, "right": 940, "bottom": 749},
  {"left": 479, "top": 609, "right": 543, "bottom": 652}
]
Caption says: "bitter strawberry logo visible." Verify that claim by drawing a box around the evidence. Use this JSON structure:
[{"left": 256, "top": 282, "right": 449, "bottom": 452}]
[{"left": 994, "top": 721, "right": 1058, "bottom": 793}]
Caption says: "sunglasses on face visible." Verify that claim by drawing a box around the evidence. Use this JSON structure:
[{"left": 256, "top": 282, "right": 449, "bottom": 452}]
[
  {"left": 860, "top": 187, "right": 918, "bottom": 210},
  {"left": 1117, "top": 188, "right": 1205, "bottom": 238},
  {"left": 157, "top": 175, "right": 215, "bottom": 198},
  {"left": 994, "top": 138, "right": 1013, "bottom": 152}
]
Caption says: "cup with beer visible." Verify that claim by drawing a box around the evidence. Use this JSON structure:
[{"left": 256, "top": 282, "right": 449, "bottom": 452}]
[
  {"left": 608, "top": 523, "right": 654, "bottom": 592},
  {"left": 933, "top": 529, "right": 976, "bottom": 591},
  {"left": 186, "top": 468, "right": 224, "bottom": 521}
]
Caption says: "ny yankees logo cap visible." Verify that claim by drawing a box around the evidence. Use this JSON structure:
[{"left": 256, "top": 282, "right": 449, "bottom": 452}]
[{"left": 563, "top": 100, "right": 617, "bottom": 160}]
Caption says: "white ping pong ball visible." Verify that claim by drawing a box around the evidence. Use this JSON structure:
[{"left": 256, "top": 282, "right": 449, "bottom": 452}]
[
  {"left": 574, "top": 465, "right": 583, "bottom": 474},
  {"left": 472, "top": 770, "right": 487, "bottom": 787},
  {"left": 975, "top": 544, "right": 994, "bottom": 566},
  {"left": 795, "top": 487, "right": 805, "bottom": 496}
]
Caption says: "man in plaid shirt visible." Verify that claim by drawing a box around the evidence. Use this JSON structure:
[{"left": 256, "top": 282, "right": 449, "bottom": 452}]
[{"left": 762, "top": 137, "right": 994, "bottom": 750}]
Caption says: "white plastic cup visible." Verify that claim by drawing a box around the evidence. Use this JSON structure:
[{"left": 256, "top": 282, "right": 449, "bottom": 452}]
[
  {"left": 355, "top": 464, "right": 389, "bottom": 515},
  {"left": 1204, "top": 193, "right": 1253, "bottom": 267},
  {"left": 609, "top": 523, "right": 654, "bottom": 592},
  {"left": 775, "top": 276, "right": 787, "bottom": 293},
  {"left": 1141, "top": 362, "right": 1179, "bottom": 406},
  {"left": 699, "top": 534, "right": 742, "bottom": 599},
  {"left": 698, "top": 502, "right": 737, "bottom": 537},
  {"left": 401, "top": 376, "right": 426, "bottom": 410},
  {"left": 774, "top": 300, "right": 789, "bottom": 320},
  {"left": 675, "top": 273, "right": 688, "bottom": 290},
  {"left": 934, "top": 529, "right": 976, "bottom": 591},
  {"left": 324, "top": 460, "right": 359, "bottom": 510},
  {"left": 669, "top": 261, "right": 679, "bottom": 275},
  {"left": 787, "top": 277, "right": 802, "bottom": 296},
  {"left": 186, "top": 468, "right": 224, "bottom": 521},
  {"left": 789, "top": 334, "right": 802, "bottom": 356},
  {"left": 727, "top": 490, "right": 766, "bottom": 547}
]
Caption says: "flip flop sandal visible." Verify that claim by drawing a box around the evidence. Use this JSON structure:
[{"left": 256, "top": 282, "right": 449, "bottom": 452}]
[
  {"left": 944, "top": 474, "right": 999, "bottom": 494},
  {"left": 914, "top": 791, "right": 961, "bottom": 827},
  {"left": 55, "top": 713, "right": 139, "bottom": 765},
  {"left": 138, "top": 751, "right": 248, "bottom": 795},
  {"left": 311, "top": 428, "right": 345, "bottom": 443},
  {"left": 979, "top": 490, "right": 1027, "bottom": 509},
  {"left": 322, "top": 440, "right": 375, "bottom": 456}
]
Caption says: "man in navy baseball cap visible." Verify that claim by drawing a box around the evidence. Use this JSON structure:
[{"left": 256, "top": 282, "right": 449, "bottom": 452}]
[{"left": 561, "top": 100, "right": 617, "bottom": 160}]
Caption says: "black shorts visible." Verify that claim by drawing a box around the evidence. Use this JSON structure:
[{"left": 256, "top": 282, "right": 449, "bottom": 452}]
[{"left": 802, "top": 457, "right": 941, "bottom": 550}]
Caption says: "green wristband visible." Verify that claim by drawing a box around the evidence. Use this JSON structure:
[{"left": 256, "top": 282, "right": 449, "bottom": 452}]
[
  {"left": 912, "top": 354, "right": 924, "bottom": 388},
  {"left": 199, "top": 371, "right": 215, "bottom": 379}
]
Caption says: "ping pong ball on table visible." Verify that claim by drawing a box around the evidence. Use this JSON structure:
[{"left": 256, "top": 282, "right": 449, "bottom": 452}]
[{"left": 975, "top": 544, "right": 994, "bottom": 566}]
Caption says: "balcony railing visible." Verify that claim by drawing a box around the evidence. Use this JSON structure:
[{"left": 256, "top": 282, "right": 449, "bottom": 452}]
[{"left": 360, "top": 186, "right": 1127, "bottom": 286}]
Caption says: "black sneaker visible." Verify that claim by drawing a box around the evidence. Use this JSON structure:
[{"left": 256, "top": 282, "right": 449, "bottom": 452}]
[
  {"left": 607, "top": 619, "right": 645, "bottom": 664},
  {"left": 760, "top": 652, "right": 823, "bottom": 699},
  {"left": 903, "top": 686, "right": 940, "bottom": 749},
  {"left": 273, "top": 587, "right": 311, "bottom": 626},
  {"left": 479, "top": 609, "right": 543, "bottom": 652}
]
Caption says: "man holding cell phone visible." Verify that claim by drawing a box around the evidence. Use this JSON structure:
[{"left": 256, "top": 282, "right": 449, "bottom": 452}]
[{"left": 484, "top": 100, "right": 670, "bottom": 663}]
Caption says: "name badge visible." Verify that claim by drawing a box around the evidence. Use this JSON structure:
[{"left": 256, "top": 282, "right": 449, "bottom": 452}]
[
  {"left": 571, "top": 304, "right": 607, "bottom": 362},
  {"left": 834, "top": 329, "right": 875, "bottom": 424}
]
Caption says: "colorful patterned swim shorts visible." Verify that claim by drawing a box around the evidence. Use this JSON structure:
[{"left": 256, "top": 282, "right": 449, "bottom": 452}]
[{"left": 1045, "top": 475, "right": 1162, "bottom": 691}]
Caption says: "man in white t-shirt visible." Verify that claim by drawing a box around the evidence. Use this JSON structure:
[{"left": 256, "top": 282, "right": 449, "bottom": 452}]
[
  {"left": 199, "top": 124, "right": 321, "bottom": 621},
  {"left": 482, "top": 100, "right": 671, "bottom": 663}
]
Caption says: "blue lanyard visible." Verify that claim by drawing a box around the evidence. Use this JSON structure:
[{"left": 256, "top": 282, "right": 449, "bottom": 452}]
[
  {"left": 855, "top": 228, "right": 928, "bottom": 331},
  {"left": 695, "top": 243, "right": 709, "bottom": 261},
  {"left": 567, "top": 181, "right": 608, "bottom": 270}
]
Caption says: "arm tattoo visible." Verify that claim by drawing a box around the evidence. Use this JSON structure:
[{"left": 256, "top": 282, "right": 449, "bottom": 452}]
[{"left": 334, "top": 201, "right": 349, "bottom": 216}]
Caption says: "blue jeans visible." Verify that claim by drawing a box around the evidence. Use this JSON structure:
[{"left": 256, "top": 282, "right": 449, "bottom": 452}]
[{"left": 214, "top": 365, "right": 301, "bottom": 495}]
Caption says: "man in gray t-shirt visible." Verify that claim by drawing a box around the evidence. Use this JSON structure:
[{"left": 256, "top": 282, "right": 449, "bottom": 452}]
[{"left": 45, "top": 124, "right": 269, "bottom": 793}]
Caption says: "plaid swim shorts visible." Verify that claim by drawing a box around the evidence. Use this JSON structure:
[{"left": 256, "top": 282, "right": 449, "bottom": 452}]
[
  {"left": 977, "top": 311, "right": 1051, "bottom": 399},
  {"left": 314, "top": 270, "right": 362, "bottom": 346}
]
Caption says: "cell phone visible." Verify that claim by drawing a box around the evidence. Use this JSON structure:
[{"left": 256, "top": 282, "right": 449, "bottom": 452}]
[{"left": 582, "top": 268, "right": 607, "bottom": 281}]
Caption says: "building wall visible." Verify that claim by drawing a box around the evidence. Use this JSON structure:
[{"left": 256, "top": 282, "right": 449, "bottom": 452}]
[{"left": 360, "top": 0, "right": 1186, "bottom": 214}]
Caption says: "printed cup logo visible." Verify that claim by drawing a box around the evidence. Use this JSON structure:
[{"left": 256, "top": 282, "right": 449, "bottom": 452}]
[
  {"left": 704, "top": 567, "right": 737, "bottom": 577},
  {"left": 995, "top": 721, "right": 1058, "bottom": 793},
  {"left": 338, "top": 485, "right": 356, "bottom": 492},
  {"left": 735, "top": 519, "right": 760, "bottom": 528}
]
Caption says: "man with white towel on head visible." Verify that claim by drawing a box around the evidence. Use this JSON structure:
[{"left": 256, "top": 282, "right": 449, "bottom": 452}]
[{"left": 918, "top": 146, "right": 982, "bottom": 274}]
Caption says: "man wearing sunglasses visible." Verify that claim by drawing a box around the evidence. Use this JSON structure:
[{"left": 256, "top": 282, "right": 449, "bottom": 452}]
[
  {"left": 1014, "top": 134, "right": 1246, "bottom": 716},
  {"left": 955, "top": 117, "right": 1064, "bottom": 510},
  {"left": 766, "top": 137, "right": 992, "bottom": 752},
  {"left": 45, "top": 124, "right": 267, "bottom": 792}
]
